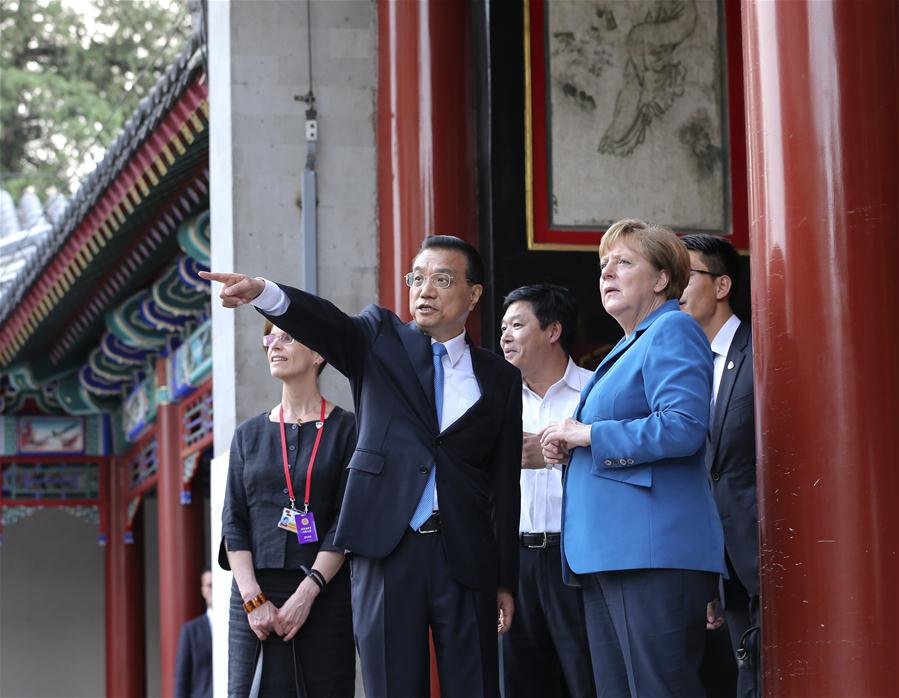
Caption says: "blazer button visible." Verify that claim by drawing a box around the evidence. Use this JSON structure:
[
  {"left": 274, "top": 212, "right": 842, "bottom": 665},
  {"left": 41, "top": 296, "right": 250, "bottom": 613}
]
[
  {"left": 711, "top": 473, "right": 720, "bottom": 482},
  {"left": 283, "top": 488, "right": 289, "bottom": 494},
  {"left": 419, "top": 466, "right": 429, "bottom": 474},
  {"left": 291, "top": 424, "right": 297, "bottom": 431},
  {"left": 618, "top": 459, "right": 627, "bottom": 465},
  {"left": 289, "top": 444, "right": 296, "bottom": 451},
  {"left": 604, "top": 459, "right": 612, "bottom": 466},
  {"left": 626, "top": 458, "right": 634, "bottom": 465}
]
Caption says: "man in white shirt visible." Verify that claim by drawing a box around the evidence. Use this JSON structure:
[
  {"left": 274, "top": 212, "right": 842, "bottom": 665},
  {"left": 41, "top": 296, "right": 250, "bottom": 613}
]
[
  {"left": 681, "top": 234, "right": 759, "bottom": 698},
  {"left": 500, "top": 284, "right": 596, "bottom": 698}
]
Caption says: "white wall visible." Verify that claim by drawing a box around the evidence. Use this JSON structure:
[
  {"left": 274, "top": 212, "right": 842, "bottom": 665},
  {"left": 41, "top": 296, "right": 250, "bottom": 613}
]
[{"left": 0, "top": 509, "right": 105, "bottom": 698}]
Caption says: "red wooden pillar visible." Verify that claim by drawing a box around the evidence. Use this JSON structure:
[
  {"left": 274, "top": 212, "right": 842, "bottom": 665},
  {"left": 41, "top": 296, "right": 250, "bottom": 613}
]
[
  {"left": 156, "top": 360, "right": 204, "bottom": 698},
  {"left": 377, "top": 2, "right": 480, "bottom": 693},
  {"left": 377, "top": 0, "right": 479, "bottom": 325},
  {"left": 105, "top": 455, "right": 147, "bottom": 697},
  {"left": 742, "top": 1, "right": 899, "bottom": 695}
]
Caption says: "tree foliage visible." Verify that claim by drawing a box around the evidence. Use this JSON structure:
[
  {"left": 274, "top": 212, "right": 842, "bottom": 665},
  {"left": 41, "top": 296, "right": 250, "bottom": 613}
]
[{"left": 0, "top": 0, "right": 190, "bottom": 201}]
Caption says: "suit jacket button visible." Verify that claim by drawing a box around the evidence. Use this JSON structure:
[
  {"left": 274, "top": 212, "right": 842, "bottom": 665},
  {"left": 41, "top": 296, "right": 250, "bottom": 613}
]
[
  {"left": 626, "top": 458, "right": 634, "bottom": 465},
  {"left": 283, "top": 488, "right": 289, "bottom": 494},
  {"left": 619, "top": 458, "right": 627, "bottom": 465},
  {"left": 711, "top": 472, "right": 720, "bottom": 482},
  {"left": 604, "top": 459, "right": 612, "bottom": 466},
  {"left": 419, "top": 466, "right": 428, "bottom": 474}
]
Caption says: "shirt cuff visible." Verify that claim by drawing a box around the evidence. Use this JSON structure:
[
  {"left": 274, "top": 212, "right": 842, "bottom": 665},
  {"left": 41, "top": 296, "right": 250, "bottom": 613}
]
[{"left": 252, "top": 278, "right": 290, "bottom": 316}]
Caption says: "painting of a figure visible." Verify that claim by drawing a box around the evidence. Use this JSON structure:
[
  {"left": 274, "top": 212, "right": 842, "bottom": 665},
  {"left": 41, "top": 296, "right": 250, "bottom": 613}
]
[{"left": 544, "top": 0, "right": 728, "bottom": 232}]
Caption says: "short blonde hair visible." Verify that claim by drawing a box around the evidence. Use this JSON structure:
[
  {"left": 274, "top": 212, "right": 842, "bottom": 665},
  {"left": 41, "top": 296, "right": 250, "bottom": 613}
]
[{"left": 599, "top": 218, "right": 690, "bottom": 300}]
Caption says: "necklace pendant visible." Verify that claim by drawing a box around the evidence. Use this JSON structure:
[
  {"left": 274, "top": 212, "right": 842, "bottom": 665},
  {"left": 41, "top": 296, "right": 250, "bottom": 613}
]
[{"left": 315, "top": 420, "right": 324, "bottom": 429}]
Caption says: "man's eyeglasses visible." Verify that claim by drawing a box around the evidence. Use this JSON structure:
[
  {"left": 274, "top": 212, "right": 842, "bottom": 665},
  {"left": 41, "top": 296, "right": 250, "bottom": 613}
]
[
  {"left": 263, "top": 333, "right": 295, "bottom": 347},
  {"left": 689, "top": 269, "right": 722, "bottom": 278},
  {"left": 403, "top": 272, "right": 464, "bottom": 289}
]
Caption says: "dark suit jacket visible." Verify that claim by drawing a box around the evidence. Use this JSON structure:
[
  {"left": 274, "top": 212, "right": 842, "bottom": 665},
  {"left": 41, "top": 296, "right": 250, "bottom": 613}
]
[
  {"left": 708, "top": 320, "right": 759, "bottom": 597},
  {"left": 262, "top": 285, "right": 522, "bottom": 592},
  {"left": 174, "top": 613, "right": 212, "bottom": 698}
]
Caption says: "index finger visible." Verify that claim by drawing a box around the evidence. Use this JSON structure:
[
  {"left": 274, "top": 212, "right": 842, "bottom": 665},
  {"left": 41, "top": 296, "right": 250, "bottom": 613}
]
[{"left": 198, "top": 270, "right": 245, "bottom": 285}]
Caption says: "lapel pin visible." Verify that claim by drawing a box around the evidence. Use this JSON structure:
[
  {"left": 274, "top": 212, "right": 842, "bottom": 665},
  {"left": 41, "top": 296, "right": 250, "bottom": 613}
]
[{"left": 727, "top": 361, "right": 734, "bottom": 370}]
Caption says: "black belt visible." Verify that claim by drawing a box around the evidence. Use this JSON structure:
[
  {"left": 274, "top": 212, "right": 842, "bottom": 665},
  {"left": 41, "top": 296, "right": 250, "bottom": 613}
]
[
  {"left": 520, "top": 532, "right": 561, "bottom": 548},
  {"left": 414, "top": 512, "right": 442, "bottom": 534}
]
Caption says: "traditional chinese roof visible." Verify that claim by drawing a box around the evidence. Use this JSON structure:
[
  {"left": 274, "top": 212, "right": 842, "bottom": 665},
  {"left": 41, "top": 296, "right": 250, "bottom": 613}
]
[{"left": 0, "top": 29, "right": 212, "bottom": 416}]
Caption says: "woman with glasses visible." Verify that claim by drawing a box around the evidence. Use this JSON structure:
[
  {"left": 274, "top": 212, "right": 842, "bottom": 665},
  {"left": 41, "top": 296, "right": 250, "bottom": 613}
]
[
  {"left": 221, "top": 320, "right": 356, "bottom": 697},
  {"left": 540, "top": 219, "right": 726, "bottom": 697}
]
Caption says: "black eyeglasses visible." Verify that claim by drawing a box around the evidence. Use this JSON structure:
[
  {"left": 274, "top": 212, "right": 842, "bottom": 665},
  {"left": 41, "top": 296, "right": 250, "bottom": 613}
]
[{"left": 689, "top": 269, "right": 722, "bottom": 278}]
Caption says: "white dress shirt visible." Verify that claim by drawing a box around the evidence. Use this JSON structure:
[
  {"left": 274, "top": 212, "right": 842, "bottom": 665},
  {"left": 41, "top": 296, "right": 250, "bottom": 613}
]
[
  {"left": 251, "top": 282, "right": 481, "bottom": 510},
  {"left": 519, "top": 358, "right": 593, "bottom": 533},
  {"left": 710, "top": 314, "right": 741, "bottom": 407}
]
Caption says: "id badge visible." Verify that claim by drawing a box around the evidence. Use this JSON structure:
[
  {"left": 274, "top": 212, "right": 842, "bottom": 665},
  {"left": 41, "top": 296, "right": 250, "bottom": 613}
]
[
  {"left": 294, "top": 511, "right": 319, "bottom": 544},
  {"left": 277, "top": 507, "right": 302, "bottom": 534}
]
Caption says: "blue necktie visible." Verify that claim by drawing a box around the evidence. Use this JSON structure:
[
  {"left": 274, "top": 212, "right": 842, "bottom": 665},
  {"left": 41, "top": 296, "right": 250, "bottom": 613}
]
[{"left": 410, "top": 342, "right": 447, "bottom": 529}]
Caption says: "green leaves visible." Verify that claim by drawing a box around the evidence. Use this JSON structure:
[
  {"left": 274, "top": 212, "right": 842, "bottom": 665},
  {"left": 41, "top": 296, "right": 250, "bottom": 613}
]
[{"left": 0, "top": 0, "right": 189, "bottom": 203}]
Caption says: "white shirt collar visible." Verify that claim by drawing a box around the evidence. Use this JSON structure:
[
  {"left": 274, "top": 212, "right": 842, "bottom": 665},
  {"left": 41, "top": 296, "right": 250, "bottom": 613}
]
[
  {"left": 711, "top": 314, "right": 741, "bottom": 358},
  {"left": 206, "top": 607, "right": 213, "bottom": 626},
  {"left": 524, "top": 357, "right": 589, "bottom": 399},
  {"left": 432, "top": 330, "right": 468, "bottom": 367}
]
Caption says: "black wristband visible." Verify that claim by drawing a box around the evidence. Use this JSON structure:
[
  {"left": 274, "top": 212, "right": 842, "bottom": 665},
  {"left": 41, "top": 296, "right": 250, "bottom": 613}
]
[
  {"left": 309, "top": 568, "right": 326, "bottom": 591},
  {"left": 300, "top": 564, "right": 326, "bottom": 591}
]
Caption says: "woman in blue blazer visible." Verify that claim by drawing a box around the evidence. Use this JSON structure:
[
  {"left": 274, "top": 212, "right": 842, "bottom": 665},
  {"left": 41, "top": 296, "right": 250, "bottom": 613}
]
[{"left": 541, "top": 219, "right": 726, "bottom": 697}]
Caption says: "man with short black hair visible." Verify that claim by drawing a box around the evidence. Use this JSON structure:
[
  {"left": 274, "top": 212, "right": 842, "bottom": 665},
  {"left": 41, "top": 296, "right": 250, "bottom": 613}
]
[
  {"left": 202, "top": 235, "right": 521, "bottom": 698},
  {"left": 681, "top": 233, "right": 759, "bottom": 698},
  {"left": 500, "top": 284, "right": 596, "bottom": 698}
]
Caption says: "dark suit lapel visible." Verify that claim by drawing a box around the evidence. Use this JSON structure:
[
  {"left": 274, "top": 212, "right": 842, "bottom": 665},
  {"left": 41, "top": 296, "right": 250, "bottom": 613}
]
[
  {"left": 709, "top": 321, "right": 750, "bottom": 459},
  {"left": 400, "top": 321, "right": 439, "bottom": 429},
  {"left": 199, "top": 615, "right": 212, "bottom": 653}
]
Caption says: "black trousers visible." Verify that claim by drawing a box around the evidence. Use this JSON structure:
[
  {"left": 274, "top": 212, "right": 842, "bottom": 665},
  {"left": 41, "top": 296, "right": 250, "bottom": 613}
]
[
  {"left": 227, "top": 567, "right": 355, "bottom": 698},
  {"left": 582, "top": 568, "right": 718, "bottom": 698},
  {"left": 502, "top": 544, "right": 596, "bottom": 697},
  {"left": 350, "top": 528, "right": 499, "bottom": 698},
  {"left": 722, "top": 554, "right": 760, "bottom": 698}
]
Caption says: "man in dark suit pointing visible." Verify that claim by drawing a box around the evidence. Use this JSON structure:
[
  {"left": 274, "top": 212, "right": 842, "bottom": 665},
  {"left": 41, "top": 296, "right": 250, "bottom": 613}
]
[
  {"left": 681, "top": 234, "right": 760, "bottom": 698},
  {"left": 201, "top": 236, "right": 521, "bottom": 698}
]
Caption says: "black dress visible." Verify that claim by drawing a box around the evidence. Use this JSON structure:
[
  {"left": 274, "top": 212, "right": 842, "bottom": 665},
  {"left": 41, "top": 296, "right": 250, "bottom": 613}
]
[{"left": 222, "top": 406, "right": 356, "bottom": 698}]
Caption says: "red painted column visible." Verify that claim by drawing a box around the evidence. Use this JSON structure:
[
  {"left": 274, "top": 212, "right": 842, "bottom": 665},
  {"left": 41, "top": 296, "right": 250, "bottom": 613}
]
[
  {"left": 105, "top": 456, "right": 147, "bottom": 697},
  {"left": 377, "top": 0, "right": 479, "bottom": 328},
  {"left": 156, "top": 361, "right": 204, "bottom": 698},
  {"left": 742, "top": 1, "right": 899, "bottom": 695}
]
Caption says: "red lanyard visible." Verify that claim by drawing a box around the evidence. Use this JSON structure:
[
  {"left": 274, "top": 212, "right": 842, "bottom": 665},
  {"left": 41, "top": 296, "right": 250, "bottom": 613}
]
[{"left": 278, "top": 398, "right": 326, "bottom": 512}]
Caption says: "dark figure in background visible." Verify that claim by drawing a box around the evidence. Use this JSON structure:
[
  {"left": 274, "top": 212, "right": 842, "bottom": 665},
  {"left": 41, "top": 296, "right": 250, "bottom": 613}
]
[
  {"left": 174, "top": 570, "right": 213, "bottom": 698},
  {"left": 499, "top": 284, "right": 596, "bottom": 698},
  {"left": 202, "top": 234, "right": 521, "bottom": 698},
  {"left": 681, "top": 233, "right": 760, "bottom": 698}
]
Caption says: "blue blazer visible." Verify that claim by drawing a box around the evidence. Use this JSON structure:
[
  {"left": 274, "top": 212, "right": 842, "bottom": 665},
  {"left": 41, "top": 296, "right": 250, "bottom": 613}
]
[{"left": 562, "top": 301, "right": 726, "bottom": 581}]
